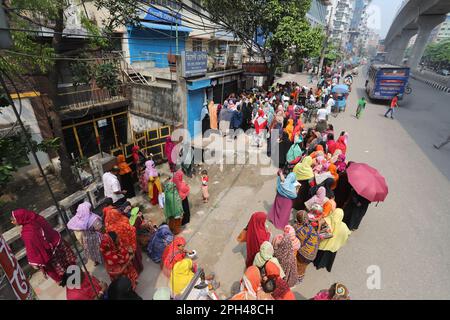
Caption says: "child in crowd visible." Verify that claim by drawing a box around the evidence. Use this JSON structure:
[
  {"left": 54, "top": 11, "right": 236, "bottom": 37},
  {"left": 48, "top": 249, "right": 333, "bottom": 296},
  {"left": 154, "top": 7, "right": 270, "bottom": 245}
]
[{"left": 201, "top": 170, "right": 209, "bottom": 203}]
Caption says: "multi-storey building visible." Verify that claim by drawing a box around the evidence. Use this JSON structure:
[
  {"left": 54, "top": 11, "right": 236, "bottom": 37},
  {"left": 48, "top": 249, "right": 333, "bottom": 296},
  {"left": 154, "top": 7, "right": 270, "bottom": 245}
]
[{"left": 328, "top": 0, "right": 356, "bottom": 49}]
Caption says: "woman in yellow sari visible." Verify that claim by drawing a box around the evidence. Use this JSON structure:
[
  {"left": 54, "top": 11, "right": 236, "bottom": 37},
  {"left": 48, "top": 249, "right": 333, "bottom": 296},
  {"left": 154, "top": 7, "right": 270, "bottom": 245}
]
[
  {"left": 170, "top": 258, "right": 196, "bottom": 296},
  {"left": 144, "top": 160, "right": 162, "bottom": 206},
  {"left": 284, "top": 119, "right": 294, "bottom": 142}
]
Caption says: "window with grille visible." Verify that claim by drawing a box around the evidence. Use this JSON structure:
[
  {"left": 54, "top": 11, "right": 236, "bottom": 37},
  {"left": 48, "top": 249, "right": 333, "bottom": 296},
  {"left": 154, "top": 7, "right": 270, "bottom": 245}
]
[{"left": 192, "top": 39, "right": 203, "bottom": 52}]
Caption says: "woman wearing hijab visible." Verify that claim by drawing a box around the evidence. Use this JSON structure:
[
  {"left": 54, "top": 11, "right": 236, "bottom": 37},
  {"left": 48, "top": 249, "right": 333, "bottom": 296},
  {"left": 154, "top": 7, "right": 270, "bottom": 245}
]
[
  {"left": 283, "top": 225, "right": 300, "bottom": 254},
  {"left": 161, "top": 237, "right": 192, "bottom": 277},
  {"left": 103, "top": 204, "right": 143, "bottom": 275},
  {"left": 272, "top": 277, "right": 296, "bottom": 300},
  {"left": 162, "top": 178, "right": 184, "bottom": 235},
  {"left": 326, "top": 133, "right": 337, "bottom": 155},
  {"left": 245, "top": 212, "right": 271, "bottom": 268},
  {"left": 172, "top": 170, "right": 191, "bottom": 226},
  {"left": 117, "top": 155, "right": 136, "bottom": 198},
  {"left": 201, "top": 103, "right": 210, "bottom": 136},
  {"left": 129, "top": 207, "right": 157, "bottom": 249},
  {"left": 100, "top": 232, "right": 139, "bottom": 289},
  {"left": 253, "top": 109, "right": 267, "bottom": 148},
  {"left": 170, "top": 258, "right": 196, "bottom": 296},
  {"left": 292, "top": 156, "right": 315, "bottom": 210},
  {"left": 312, "top": 282, "right": 350, "bottom": 300},
  {"left": 131, "top": 145, "right": 145, "bottom": 181},
  {"left": 342, "top": 189, "right": 371, "bottom": 231},
  {"left": 147, "top": 223, "right": 173, "bottom": 263},
  {"left": 286, "top": 134, "right": 303, "bottom": 164},
  {"left": 284, "top": 119, "right": 294, "bottom": 142},
  {"left": 335, "top": 135, "right": 347, "bottom": 155},
  {"left": 106, "top": 276, "right": 143, "bottom": 300},
  {"left": 61, "top": 270, "right": 106, "bottom": 300},
  {"left": 12, "top": 209, "right": 77, "bottom": 283},
  {"left": 208, "top": 101, "right": 218, "bottom": 130},
  {"left": 143, "top": 160, "right": 162, "bottom": 206},
  {"left": 273, "top": 235, "right": 298, "bottom": 288},
  {"left": 304, "top": 186, "right": 328, "bottom": 210},
  {"left": 268, "top": 172, "right": 300, "bottom": 230},
  {"left": 253, "top": 241, "right": 285, "bottom": 277},
  {"left": 335, "top": 153, "right": 347, "bottom": 173},
  {"left": 230, "top": 266, "right": 262, "bottom": 300},
  {"left": 295, "top": 210, "right": 319, "bottom": 283},
  {"left": 328, "top": 163, "right": 339, "bottom": 190},
  {"left": 165, "top": 137, "right": 177, "bottom": 173},
  {"left": 67, "top": 202, "right": 103, "bottom": 265},
  {"left": 313, "top": 209, "right": 351, "bottom": 272}
]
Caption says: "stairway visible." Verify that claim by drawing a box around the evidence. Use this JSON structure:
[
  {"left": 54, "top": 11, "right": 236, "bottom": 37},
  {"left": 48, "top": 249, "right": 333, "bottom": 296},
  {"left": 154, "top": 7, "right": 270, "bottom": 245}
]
[{"left": 117, "top": 52, "right": 153, "bottom": 85}]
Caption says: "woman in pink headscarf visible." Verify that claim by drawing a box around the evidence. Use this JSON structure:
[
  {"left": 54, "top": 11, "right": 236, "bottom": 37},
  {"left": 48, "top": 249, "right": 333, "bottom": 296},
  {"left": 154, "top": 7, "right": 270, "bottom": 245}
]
[
  {"left": 304, "top": 186, "right": 328, "bottom": 210},
  {"left": 172, "top": 170, "right": 191, "bottom": 226},
  {"left": 165, "top": 137, "right": 177, "bottom": 172},
  {"left": 12, "top": 209, "right": 77, "bottom": 283},
  {"left": 67, "top": 202, "right": 103, "bottom": 265},
  {"left": 283, "top": 225, "right": 300, "bottom": 255}
]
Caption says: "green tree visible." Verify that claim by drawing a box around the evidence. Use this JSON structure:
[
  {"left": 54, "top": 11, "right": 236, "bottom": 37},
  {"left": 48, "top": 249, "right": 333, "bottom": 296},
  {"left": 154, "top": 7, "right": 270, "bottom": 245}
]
[
  {"left": 203, "top": 0, "right": 323, "bottom": 82},
  {"left": 422, "top": 40, "right": 450, "bottom": 68},
  {"left": 1, "top": 0, "right": 140, "bottom": 193}
]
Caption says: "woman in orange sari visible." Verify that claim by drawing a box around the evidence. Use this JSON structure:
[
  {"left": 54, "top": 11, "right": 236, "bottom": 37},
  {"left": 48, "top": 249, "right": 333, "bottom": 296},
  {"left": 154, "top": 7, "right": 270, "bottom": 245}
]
[
  {"left": 230, "top": 266, "right": 262, "bottom": 300},
  {"left": 100, "top": 232, "right": 138, "bottom": 289},
  {"left": 117, "top": 155, "right": 135, "bottom": 198},
  {"left": 103, "top": 204, "right": 143, "bottom": 274},
  {"left": 328, "top": 163, "right": 339, "bottom": 190}
]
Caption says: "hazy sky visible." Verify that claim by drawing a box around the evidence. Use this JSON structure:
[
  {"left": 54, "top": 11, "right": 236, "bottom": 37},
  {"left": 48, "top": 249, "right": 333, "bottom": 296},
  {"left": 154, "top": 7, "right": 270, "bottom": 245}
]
[{"left": 368, "top": 0, "right": 404, "bottom": 38}]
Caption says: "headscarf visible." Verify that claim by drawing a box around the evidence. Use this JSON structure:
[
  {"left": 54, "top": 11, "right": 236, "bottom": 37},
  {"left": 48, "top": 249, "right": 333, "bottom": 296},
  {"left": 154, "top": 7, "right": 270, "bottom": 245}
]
[
  {"left": 12, "top": 209, "right": 61, "bottom": 267},
  {"left": 276, "top": 173, "right": 298, "bottom": 200},
  {"left": 153, "top": 287, "right": 171, "bottom": 300},
  {"left": 208, "top": 101, "right": 218, "bottom": 130},
  {"left": 293, "top": 156, "right": 314, "bottom": 181},
  {"left": 304, "top": 187, "right": 327, "bottom": 210},
  {"left": 165, "top": 137, "right": 176, "bottom": 165},
  {"left": 283, "top": 225, "right": 300, "bottom": 252},
  {"left": 162, "top": 181, "right": 184, "bottom": 220},
  {"left": 328, "top": 164, "right": 339, "bottom": 190},
  {"left": 170, "top": 258, "right": 195, "bottom": 295},
  {"left": 254, "top": 109, "right": 267, "bottom": 135},
  {"left": 67, "top": 202, "right": 101, "bottom": 231},
  {"left": 265, "top": 261, "right": 281, "bottom": 279},
  {"left": 117, "top": 155, "right": 131, "bottom": 175},
  {"left": 103, "top": 206, "right": 137, "bottom": 251},
  {"left": 272, "top": 277, "right": 295, "bottom": 300},
  {"left": 335, "top": 154, "right": 347, "bottom": 173},
  {"left": 327, "top": 139, "right": 337, "bottom": 155},
  {"left": 161, "top": 237, "right": 187, "bottom": 277},
  {"left": 107, "top": 276, "right": 142, "bottom": 300},
  {"left": 245, "top": 212, "right": 270, "bottom": 267},
  {"left": 200, "top": 104, "right": 209, "bottom": 121},
  {"left": 66, "top": 273, "right": 102, "bottom": 300},
  {"left": 336, "top": 136, "right": 347, "bottom": 154},
  {"left": 319, "top": 209, "right": 351, "bottom": 252},
  {"left": 231, "top": 266, "right": 262, "bottom": 300},
  {"left": 273, "top": 235, "right": 298, "bottom": 288},
  {"left": 253, "top": 241, "right": 286, "bottom": 279},
  {"left": 172, "top": 170, "right": 190, "bottom": 200},
  {"left": 129, "top": 207, "right": 140, "bottom": 226},
  {"left": 295, "top": 222, "right": 319, "bottom": 261},
  {"left": 144, "top": 160, "right": 158, "bottom": 183},
  {"left": 131, "top": 146, "right": 140, "bottom": 164},
  {"left": 286, "top": 136, "right": 303, "bottom": 163},
  {"left": 293, "top": 120, "right": 303, "bottom": 140},
  {"left": 284, "top": 119, "right": 294, "bottom": 142},
  {"left": 147, "top": 224, "right": 174, "bottom": 263}
]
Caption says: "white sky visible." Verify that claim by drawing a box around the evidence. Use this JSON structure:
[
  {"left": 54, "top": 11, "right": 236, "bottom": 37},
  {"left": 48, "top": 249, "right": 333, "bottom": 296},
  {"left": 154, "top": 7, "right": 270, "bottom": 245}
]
[{"left": 369, "top": 0, "right": 404, "bottom": 38}]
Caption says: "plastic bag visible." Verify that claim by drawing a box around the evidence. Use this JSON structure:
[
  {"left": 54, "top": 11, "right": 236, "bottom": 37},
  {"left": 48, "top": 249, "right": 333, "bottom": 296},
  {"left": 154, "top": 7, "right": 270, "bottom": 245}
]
[{"left": 158, "top": 193, "right": 165, "bottom": 209}]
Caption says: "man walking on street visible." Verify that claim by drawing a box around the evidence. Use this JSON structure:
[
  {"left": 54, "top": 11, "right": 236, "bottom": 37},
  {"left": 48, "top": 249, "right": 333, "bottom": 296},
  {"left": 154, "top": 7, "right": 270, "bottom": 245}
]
[
  {"left": 385, "top": 94, "right": 399, "bottom": 119},
  {"left": 356, "top": 97, "right": 366, "bottom": 119}
]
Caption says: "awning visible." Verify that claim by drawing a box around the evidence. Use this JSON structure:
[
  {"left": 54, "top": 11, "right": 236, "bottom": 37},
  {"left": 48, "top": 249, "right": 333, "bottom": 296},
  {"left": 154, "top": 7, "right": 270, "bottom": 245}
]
[{"left": 140, "top": 22, "right": 192, "bottom": 33}]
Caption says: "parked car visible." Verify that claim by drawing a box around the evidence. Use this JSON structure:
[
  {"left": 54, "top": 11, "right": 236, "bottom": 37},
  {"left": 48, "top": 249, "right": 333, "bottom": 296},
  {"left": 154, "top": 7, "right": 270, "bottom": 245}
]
[{"left": 438, "top": 69, "right": 450, "bottom": 76}]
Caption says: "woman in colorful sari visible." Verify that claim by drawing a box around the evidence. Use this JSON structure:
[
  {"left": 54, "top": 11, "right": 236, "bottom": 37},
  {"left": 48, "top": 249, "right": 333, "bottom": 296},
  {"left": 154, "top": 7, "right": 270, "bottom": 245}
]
[
  {"left": 117, "top": 155, "right": 135, "bottom": 198},
  {"left": 273, "top": 235, "right": 299, "bottom": 288},
  {"left": 163, "top": 179, "right": 184, "bottom": 235},
  {"left": 335, "top": 153, "right": 347, "bottom": 173},
  {"left": 335, "top": 135, "right": 348, "bottom": 155},
  {"left": 12, "top": 209, "right": 77, "bottom": 283},
  {"left": 245, "top": 212, "right": 271, "bottom": 268},
  {"left": 230, "top": 266, "right": 262, "bottom": 300},
  {"left": 143, "top": 160, "right": 162, "bottom": 206},
  {"left": 173, "top": 170, "right": 191, "bottom": 226},
  {"left": 286, "top": 134, "right": 303, "bottom": 164},
  {"left": 284, "top": 119, "right": 294, "bottom": 142},
  {"left": 67, "top": 202, "right": 103, "bottom": 265},
  {"left": 312, "top": 282, "right": 350, "bottom": 300},
  {"left": 165, "top": 136, "right": 177, "bottom": 172},
  {"left": 100, "top": 232, "right": 138, "bottom": 289},
  {"left": 313, "top": 209, "right": 351, "bottom": 272},
  {"left": 304, "top": 186, "right": 328, "bottom": 210},
  {"left": 272, "top": 277, "right": 296, "bottom": 300},
  {"left": 61, "top": 270, "right": 106, "bottom": 300},
  {"left": 253, "top": 109, "right": 267, "bottom": 148},
  {"left": 268, "top": 172, "right": 299, "bottom": 230},
  {"left": 161, "top": 237, "right": 195, "bottom": 278},
  {"left": 147, "top": 223, "right": 173, "bottom": 263},
  {"left": 103, "top": 204, "right": 143, "bottom": 274},
  {"left": 295, "top": 210, "right": 319, "bottom": 283},
  {"left": 283, "top": 225, "right": 300, "bottom": 255},
  {"left": 328, "top": 163, "right": 339, "bottom": 190},
  {"left": 170, "top": 258, "right": 197, "bottom": 296},
  {"left": 292, "top": 156, "right": 315, "bottom": 210}
]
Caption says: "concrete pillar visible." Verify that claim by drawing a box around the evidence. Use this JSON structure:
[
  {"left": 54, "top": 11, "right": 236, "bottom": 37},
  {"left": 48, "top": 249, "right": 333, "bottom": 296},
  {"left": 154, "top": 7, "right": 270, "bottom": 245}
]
[
  {"left": 409, "top": 15, "right": 446, "bottom": 71},
  {"left": 386, "top": 35, "right": 402, "bottom": 64},
  {"left": 391, "top": 29, "right": 417, "bottom": 65}
]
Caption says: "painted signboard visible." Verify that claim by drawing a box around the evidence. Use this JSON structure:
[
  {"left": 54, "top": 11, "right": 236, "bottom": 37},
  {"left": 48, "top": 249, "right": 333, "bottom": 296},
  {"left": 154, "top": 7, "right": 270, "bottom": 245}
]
[
  {"left": 144, "top": 7, "right": 182, "bottom": 25},
  {"left": 182, "top": 51, "right": 208, "bottom": 78}
]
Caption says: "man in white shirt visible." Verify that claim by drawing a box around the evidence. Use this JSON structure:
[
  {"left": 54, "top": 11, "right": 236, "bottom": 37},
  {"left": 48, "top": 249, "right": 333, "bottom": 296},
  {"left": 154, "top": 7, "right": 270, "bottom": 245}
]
[
  {"left": 316, "top": 106, "right": 328, "bottom": 122},
  {"left": 326, "top": 95, "right": 335, "bottom": 115},
  {"left": 102, "top": 166, "right": 126, "bottom": 204}
]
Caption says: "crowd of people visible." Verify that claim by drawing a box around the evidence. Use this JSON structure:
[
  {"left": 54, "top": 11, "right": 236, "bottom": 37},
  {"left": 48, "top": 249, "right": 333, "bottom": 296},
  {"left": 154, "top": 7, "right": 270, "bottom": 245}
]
[{"left": 10, "top": 71, "right": 376, "bottom": 300}]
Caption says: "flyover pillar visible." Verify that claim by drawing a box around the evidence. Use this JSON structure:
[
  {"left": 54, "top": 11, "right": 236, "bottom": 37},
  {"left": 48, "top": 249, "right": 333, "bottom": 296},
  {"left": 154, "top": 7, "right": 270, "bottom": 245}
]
[
  {"left": 391, "top": 29, "right": 417, "bottom": 65},
  {"left": 408, "top": 15, "right": 446, "bottom": 71}
]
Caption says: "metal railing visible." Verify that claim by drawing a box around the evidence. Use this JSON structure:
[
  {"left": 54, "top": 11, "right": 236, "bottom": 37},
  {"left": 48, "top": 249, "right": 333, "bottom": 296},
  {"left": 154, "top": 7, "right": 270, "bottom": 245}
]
[{"left": 58, "top": 85, "right": 128, "bottom": 111}]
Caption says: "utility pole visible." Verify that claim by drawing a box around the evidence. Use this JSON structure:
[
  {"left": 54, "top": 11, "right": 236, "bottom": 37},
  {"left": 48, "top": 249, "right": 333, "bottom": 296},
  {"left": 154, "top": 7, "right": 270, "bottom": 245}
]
[{"left": 318, "top": 6, "right": 334, "bottom": 79}]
